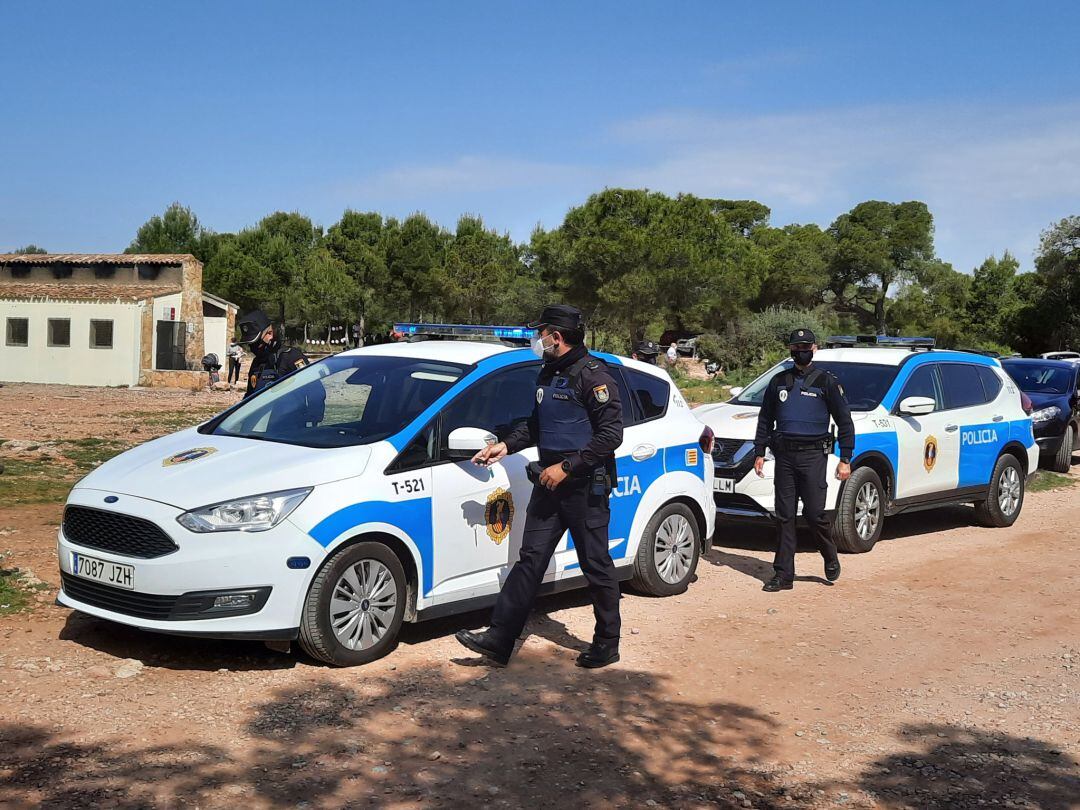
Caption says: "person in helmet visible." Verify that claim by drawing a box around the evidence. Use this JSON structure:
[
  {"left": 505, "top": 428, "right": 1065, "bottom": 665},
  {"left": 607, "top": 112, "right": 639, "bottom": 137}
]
[
  {"left": 236, "top": 310, "right": 313, "bottom": 398},
  {"left": 631, "top": 340, "right": 660, "bottom": 365}
]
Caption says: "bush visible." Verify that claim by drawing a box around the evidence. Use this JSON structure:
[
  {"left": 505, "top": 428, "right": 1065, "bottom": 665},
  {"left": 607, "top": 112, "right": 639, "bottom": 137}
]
[{"left": 695, "top": 307, "right": 835, "bottom": 376}]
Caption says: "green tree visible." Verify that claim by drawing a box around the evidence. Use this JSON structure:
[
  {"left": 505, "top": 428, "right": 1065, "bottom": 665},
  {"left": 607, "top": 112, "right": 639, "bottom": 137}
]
[
  {"left": 10, "top": 244, "right": 47, "bottom": 254},
  {"left": 325, "top": 210, "right": 396, "bottom": 336},
  {"left": 126, "top": 202, "right": 218, "bottom": 263},
  {"left": 1033, "top": 216, "right": 1080, "bottom": 349},
  {"left": 288, "top": 247, "right": 360, "bottom": 331},
  {"left": 828, "top": 200, "right": 936, "bottom": 333},
  {"left": 383, "top": 213, "right": 450, "bottom": 321},
  {"left": 888, "top": 262, "right": 973, "bottom": 348},
  {"left": 965, "top": 252, "right": 1020, "bottom": 345},
  {"left": 753, "top": 224, "right": 834, "bottom": 309}
]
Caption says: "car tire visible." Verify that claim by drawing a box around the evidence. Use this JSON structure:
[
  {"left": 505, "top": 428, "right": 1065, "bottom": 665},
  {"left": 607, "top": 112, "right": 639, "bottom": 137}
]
[
  {"left": 1049, "top": 425, "right": 1074, "bottom": 473},
  {"left": 631, "top": 503, "right": 700, "bottom": 596},
  {"left": 831, "top": 466, "right": 884, "bottom": 553},
  {"left": 298, "top": 541, "right": 407, "bottom": 666},
  {"left": 974, "top": 454, "right": 1025, "bottom": 528}
]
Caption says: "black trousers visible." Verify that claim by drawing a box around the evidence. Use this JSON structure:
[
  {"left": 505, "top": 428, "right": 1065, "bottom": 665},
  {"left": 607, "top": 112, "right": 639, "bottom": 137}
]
[
  {"left": 227, "top": 356, "right": 242, "bottom": 384},
  {"left": 773, "top": 449, "right": 838, "bottom": 581},
  {"left": 488, "top": 481, "right": 621, "bottom": 653}
]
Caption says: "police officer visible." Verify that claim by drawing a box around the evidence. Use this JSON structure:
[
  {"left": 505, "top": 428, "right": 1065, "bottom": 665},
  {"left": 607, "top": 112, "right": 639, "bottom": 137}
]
[
  {"left": 456, "top": 304, "right": 624, "bottom": 668},
  {"left": 631, "top": 340, "right": 660, "bottom": 364},
  {"left": 753, "top": 329, "right": 855, "bottom": 592},
  {"left": 236, "top": 309, "right": 312, "bottom": 398}
]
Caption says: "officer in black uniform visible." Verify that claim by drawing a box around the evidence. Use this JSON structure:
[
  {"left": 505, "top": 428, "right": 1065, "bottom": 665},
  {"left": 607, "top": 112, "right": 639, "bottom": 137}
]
[
  {"left": 631, "top": 340, "right": 660, "bottom": 364},
  {"left": 753, "top": 328, "right": 855, "bottom": 592},
  {"left": 236, "top": 309, "right": 313, "bottom": 398},
  {"left": 456, "top": 304, "right": 624, "bottom": 668}
]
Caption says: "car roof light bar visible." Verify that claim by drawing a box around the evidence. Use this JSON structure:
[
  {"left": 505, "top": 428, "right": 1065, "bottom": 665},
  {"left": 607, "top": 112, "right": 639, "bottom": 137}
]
[
  {"left": 394, "top": 323, "right": 532, "bottom": 340},
  {"left": 825, "top": 335, "right": 936, "bottom": 349}
]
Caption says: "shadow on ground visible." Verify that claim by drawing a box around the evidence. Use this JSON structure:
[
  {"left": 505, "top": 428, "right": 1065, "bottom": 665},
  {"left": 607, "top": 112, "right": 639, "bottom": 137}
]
[{"left": 0, "top": 660, "right": 790, "bottom": 808}]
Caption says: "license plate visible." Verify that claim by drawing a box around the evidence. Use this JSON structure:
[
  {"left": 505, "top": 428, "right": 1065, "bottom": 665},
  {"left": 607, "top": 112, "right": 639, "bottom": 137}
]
[
  {"left": 714, "top": 477, "right": 735, "bottom": 494},
  {"left": 70, "top": 552, "right": 135, "bottom": 591}
]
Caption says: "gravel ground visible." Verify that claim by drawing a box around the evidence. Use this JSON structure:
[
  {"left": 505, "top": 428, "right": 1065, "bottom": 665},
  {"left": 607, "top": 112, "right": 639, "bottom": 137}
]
[{"left": 0, "top": 384, "right": 1077, "bottom": 808}]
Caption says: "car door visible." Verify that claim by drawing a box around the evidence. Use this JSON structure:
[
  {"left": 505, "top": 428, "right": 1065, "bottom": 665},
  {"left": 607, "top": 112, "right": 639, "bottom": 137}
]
[
  {"left": 891, "top": 363, "right": 960, "bottom": 498},
  {"left": 428, "top": 362, "right": 540, "bottom": 602},
  {"left": 941, "top": 362, "right": 1007, "bottom": 489}
]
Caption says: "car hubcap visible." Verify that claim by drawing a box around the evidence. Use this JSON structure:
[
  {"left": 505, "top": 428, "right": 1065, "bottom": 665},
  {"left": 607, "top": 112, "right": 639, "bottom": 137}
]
[
  {"left": 854, "top": 482, "right": 880, "bottom": 541},
  {"left": 998, "top": 466, "right": 1021, "bottom": 516},
  {"left": 330, "top": 559, "right": 397, "bottom": 650},
  {"left": 654, "top": 514, "right": 695, "bottom": 584}
]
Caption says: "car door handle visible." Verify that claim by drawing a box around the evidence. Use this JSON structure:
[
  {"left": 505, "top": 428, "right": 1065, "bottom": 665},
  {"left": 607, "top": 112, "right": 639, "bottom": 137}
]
[
  {"left": 945, "top": 424, "right": 959, "bottom": 432},
  {"left": 992, "top": 414, "right": 1004, "bottom": 422},
  {"left": 632, "top": 444, "right": 657, "bottom": 461}
]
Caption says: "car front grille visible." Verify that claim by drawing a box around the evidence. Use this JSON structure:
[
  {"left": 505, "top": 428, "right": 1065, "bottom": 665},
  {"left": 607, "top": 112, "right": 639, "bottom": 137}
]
[
  {"left": 712, "top": 438, "right": 754, "bottom": 467},
  {"left": 63, "top": 506, "right": 179, "bottom": 559},
  {"left": 61, "top": 573, "right": 179, "bottom": 620}
]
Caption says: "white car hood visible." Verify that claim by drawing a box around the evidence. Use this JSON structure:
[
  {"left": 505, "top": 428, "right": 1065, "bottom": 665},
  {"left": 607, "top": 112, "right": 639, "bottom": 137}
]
[
  {"left": 74, "top": 428, "right": 372, "bottom": 510},
  {"left": 694, "top": 401, "right": 761, "bottom": 439}
]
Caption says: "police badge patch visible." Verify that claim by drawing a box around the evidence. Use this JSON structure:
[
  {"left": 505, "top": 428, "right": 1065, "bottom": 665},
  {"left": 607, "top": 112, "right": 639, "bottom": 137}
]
[
  {"left": 593, "top": 384, "right": 609, "bottom": 404},
  {"left": 779, "top": 389, "right": 789, "bottom": 403},
  {"left": 485, "top": 488, "right": 514, "bottom": 545}
]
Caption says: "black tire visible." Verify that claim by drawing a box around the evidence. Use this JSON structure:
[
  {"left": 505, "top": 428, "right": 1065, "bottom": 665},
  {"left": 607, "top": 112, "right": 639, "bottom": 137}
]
[
  {"left": 631, "top": 503, "right": 701, "bottom": 596},
  {"left": 831, "top": 466, "right": 884, "bottom": 553},
  {"left": 298, "top": 541, "right": 407, "bottom": 666},
  {"left": 1048, "top": 425, "right": 1075, "bottom": 473},
  {"left": 974, "top": 454, "right": 1025, "bottom": 528}
]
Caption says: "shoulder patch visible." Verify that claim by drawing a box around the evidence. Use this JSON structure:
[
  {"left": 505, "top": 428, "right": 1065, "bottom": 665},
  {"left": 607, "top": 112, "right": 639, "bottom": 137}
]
[
  {"left": 585, "top": 360, "right": 601, "bottom": 371},
  {"left": 593, "top": 384, "right": 610, "bottom": 404}
]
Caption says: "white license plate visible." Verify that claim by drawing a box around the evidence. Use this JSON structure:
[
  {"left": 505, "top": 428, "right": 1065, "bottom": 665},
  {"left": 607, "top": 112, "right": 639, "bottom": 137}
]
[
  {"left": 714, "top": 477, "right": 735, "bottom": 494},
  {"left": 70, "top": 552, "right": 135, "bottom": 591}
]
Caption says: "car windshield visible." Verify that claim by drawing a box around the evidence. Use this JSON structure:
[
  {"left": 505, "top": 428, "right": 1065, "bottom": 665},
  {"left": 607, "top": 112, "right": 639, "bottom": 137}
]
[
  {"left": 209, "top": 354, "right": 468, "bottom": 448},
  {"left": 732, "top": 361, "right": 899, "bottom": 411},
  {"left": 1003, "top": 363, "right": 1074, "bottom": 395}
]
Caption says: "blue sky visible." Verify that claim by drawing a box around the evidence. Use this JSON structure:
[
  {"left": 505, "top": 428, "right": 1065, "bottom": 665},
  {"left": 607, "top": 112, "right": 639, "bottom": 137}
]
[{"left": 2, "top": 1, "right": 1078, "bottom": 274}]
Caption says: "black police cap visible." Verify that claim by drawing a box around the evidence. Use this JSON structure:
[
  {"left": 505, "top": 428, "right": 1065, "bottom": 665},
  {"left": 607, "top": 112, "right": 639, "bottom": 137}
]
[
  {"left": 528, "top": 304, "right": 583, "bottom": 332},
  {"left": 237, "top": 309, "right": 272, "bottom": 345},
  {"left": 634, "top": 340, "right": 659, "bottom": 356},
  {"left": 787, "top": 328, "right": 817, "bottom": 345}
]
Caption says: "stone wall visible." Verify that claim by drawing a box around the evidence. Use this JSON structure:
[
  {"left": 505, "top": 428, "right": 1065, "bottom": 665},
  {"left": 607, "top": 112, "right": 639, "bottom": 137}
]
[
  {"left": 138, "top": 369, "right": 208, "bottom": 390},
  {"left": 179, "top": 258, "right": 204, "bottom": 370}
]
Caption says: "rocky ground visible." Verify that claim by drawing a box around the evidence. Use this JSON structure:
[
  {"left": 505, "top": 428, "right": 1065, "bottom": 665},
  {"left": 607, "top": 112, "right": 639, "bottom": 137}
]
[{"left": 0, "top": 383, "right": 1077, "bottom": 809}]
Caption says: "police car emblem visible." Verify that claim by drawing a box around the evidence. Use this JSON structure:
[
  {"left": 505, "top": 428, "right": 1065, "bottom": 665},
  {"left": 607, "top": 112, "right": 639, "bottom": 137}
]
[
  {"left": 593, "top": 384, "right": 609, "bottom": 404},
  {"left": 484, "top": 488, "right": 515, "bottom": 545},
  {"left": 779, "top": 389, "right": 789, "bottom": 403},
  {"left": 536, "top": 388, "right": 544, "bottom": 404},
  {"left": 924, "top": 436, "right": 938, "bottom": 472},
  {"left": 163, "top": 447, "right": 217, "bottom": 467}
]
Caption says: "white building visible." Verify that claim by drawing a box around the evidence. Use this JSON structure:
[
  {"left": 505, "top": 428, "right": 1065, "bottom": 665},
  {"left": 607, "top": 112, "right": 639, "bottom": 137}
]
[{"left": 0, "top": 253, "right": 237, "bottom": 388}]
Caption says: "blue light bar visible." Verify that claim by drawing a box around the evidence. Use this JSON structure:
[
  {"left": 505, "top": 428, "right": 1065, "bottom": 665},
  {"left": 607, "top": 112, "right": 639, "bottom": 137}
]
[
  {"left": 394, "top": 323, "right": 532, "bottom": 340},
  {"left": 826, "top": 335, "right": 936, "bottom": 349}
]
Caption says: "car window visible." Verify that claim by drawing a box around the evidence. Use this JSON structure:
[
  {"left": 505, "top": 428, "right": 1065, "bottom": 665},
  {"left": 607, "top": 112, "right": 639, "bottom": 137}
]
[
  {"left": 734, "top": 361, "right": 898, "bottom": 412},
  {"left": 608, "top": 367, "right": 639, "bottom": 426},
  {"left": 899, "top": 364, "right": 942, "bottom": 411},
  {"left": 625, "top": 369, "right": 669, "bottom": 421},
  {"left": 212, "top": 354, "right": 467, "bottom": 448},
  {"left": 438, "top": 363, "right": 540, "bottom": 458},
  {"left": 1003, "top": 363, "right": 1075, "bottom": 395},
  {"left": 976, "top": 366, "right": 1003, "bottom": 402},
  {"left": 941, "top": 363, "right": 988, "bottom": 409}
]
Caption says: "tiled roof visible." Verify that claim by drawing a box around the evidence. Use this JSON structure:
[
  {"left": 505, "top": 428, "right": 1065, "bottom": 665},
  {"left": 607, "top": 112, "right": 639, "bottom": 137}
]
[
  {"left": 0, "top": 253, "right": 196, "bottom": 264},
  {"left": 0, "top": 283, "right": 183, "bottom": 302}
]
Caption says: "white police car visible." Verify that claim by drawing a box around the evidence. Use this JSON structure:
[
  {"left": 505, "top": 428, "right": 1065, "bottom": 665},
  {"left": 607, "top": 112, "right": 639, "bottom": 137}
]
[
  {"left": 56, "top": 326, "right": 714, "bottom": 666},
  {"left": 695, "top": 337, "right": 1038, "bottom": 553}
]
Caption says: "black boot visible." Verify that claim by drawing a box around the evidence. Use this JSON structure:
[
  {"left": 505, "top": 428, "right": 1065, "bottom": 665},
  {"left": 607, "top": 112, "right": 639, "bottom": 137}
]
[
  {"left": 824, "top": 558, "right": 841, "bottom": 582},
  {"left": 576, "top": 641, "right": 620, "bottom": 669},
  {"left": 762, "top": 574, "right": 793, "bottom": 592},
  {"left": 455, "top": 629, "right": 511, "bottom": 667}
]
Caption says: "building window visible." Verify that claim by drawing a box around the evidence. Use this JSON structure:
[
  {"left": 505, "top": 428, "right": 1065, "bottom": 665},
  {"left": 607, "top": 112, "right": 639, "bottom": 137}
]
[
  {"left": 48, "top": 318, "right": 71, "bottom": 347},
  {"left": 5, "top": 317, "right": 29, "bottom": 347},
  {"left": 90, "top": 319, "right": 114, "bottom": 349}
]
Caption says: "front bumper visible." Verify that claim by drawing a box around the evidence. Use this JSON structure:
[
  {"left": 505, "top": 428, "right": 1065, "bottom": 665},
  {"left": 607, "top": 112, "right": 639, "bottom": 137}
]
[
  {"left": 1035, "top": 434, "right": 1065, "bottom": 454},
  {"left": 57, "top": 488, "right": 321, "bottom": 638}
]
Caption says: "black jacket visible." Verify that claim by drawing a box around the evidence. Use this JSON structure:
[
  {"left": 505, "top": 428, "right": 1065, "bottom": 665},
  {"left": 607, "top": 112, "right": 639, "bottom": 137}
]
[{"left": 504, "top": 344, "right": 624, "bottom": 474}]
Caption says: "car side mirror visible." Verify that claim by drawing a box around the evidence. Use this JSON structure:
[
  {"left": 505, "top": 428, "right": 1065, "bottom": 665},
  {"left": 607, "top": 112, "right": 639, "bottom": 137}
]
[
  {"left": 446, "top": 426, "right": 497, "bottom": 459},
  {"left": 898, "top": 396, "right": 936, "bottom": 416},
  {"left": 729, "top": 386, "right": 744, "bottom": 397}
]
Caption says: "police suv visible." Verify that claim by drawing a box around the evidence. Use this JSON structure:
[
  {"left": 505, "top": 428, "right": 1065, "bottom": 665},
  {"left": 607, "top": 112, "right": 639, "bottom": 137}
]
[
  {"left": 56, "top": 326, "right": 714, "bottom": 666},
  {"left": 695, "top": 336, "right": 1038, "bottom": 552}
]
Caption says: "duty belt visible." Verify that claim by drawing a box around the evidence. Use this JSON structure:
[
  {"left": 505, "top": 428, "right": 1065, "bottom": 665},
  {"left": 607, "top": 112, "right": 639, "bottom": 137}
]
[{"left": 775, "top": 435, "right": 831, "bottom": 453}]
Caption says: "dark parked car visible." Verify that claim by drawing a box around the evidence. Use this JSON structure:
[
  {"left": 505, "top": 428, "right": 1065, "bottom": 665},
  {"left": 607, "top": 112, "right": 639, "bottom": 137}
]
[{"left": 1001, "top": 358, "right": 1080, "bottom": 472}]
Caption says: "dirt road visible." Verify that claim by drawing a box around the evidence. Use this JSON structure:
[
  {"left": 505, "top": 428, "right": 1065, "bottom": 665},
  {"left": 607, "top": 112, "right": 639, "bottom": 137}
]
[{"left": 0, "top": 385, "right": 1077, "bottom": 808}]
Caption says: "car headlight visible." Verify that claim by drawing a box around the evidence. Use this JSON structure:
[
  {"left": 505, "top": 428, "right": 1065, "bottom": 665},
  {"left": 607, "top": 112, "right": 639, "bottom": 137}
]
[
  {"left": 177, "top": 488, "right": 312, "bottom": 533},
  {"left": 1031, "top": 405, "right": 1062, "bottom": 424}
]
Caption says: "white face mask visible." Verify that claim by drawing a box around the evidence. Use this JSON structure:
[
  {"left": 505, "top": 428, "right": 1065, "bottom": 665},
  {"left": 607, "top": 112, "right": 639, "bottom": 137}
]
[{"left": 531, "top": 333, "right": 555, "bottom": 359}]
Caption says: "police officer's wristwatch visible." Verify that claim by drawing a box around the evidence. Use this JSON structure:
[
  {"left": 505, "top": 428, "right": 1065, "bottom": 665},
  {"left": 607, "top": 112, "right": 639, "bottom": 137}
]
[
  {"left": 839, "top": 457, "right": 851, "bottom": 464},
  {"left": 560, "top": 459, "right": 572, "bottom": 474}
]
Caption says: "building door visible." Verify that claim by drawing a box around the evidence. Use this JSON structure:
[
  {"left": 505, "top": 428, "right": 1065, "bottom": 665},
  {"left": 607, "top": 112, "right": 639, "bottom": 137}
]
[{"left": 156, "top": 321, "right": 187, "bottom": 370}]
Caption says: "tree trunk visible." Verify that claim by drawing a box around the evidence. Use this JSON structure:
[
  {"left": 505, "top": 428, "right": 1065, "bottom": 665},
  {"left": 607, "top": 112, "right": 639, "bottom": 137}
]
[{"left": 875, "top": 284, "right": 888, "bottom": 334}]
